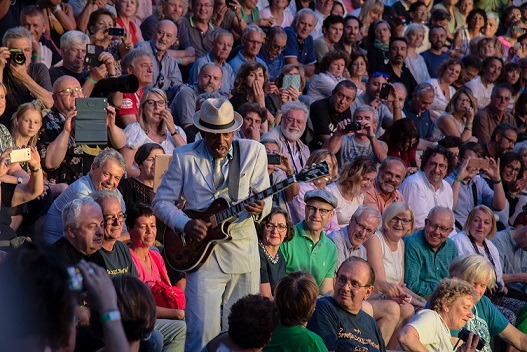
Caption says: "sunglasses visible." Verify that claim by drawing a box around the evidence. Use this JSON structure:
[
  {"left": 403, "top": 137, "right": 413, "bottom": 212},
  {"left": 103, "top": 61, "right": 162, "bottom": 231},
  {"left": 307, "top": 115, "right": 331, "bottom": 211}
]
[{"left": 370, "top": 71, "right": 390, "bottom": 81}]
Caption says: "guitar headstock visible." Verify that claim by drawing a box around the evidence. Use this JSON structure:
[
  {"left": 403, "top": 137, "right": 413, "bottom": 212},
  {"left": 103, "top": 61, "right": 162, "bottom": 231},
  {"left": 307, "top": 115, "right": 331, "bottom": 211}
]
[{"left": 296, "top": 161, "right": 330, "bottom": 182}]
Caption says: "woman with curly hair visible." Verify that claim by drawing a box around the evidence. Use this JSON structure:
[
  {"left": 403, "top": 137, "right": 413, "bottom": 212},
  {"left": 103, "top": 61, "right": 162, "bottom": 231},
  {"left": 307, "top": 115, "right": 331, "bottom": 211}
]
[
  {"left": 230, "top": 61, "right": 275, "bottom": 128},
  {"left": 452, "top": 8, "right": 487, "bottom": 57},
  {"left": 307, "top": 51, "right": 350, "bottom": 101},
  {"left": 257, "top": 208, "right": 295, "bottom": 299},
  {"left": 398, "top": 278, "right": 479, "bottom": 351},
  {"left": 328, "top": 156, "right": 377, "bottom": 228}
]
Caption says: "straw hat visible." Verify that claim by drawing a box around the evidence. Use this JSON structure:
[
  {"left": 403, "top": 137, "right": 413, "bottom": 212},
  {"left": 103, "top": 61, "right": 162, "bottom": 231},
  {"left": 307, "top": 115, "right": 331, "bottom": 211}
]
[{"left": 192, "top": 98, "right": 243, "bottom": 133}]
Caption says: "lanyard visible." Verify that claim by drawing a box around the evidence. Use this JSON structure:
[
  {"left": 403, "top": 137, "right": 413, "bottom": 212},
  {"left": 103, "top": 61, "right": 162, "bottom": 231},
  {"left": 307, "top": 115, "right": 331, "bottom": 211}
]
[
  {"left": 467, "top": 233, "right": 497, "bottom": 270},
  {"left": 284, "top": 139, "right": 303, "bottom": 174}
]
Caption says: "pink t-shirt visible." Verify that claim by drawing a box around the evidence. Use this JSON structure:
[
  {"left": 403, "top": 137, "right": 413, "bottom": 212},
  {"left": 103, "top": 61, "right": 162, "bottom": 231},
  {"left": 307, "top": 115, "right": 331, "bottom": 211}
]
[{"left": 130, "top": 249, "right": 171, "bottom": 286}]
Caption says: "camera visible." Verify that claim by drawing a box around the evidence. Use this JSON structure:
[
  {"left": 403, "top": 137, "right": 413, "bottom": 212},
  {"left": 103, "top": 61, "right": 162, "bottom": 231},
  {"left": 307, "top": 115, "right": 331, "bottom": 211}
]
[
  {"left": 345, "top": 121, "right": 362, "bottom": 132},
  {"left": 9, "top": 49, "right": 26, "bottom": 65},
  {"left": 458, "top": 328, "right": 486, "bottom": 350},
  {"left": 267, "top": 154, "right": 281, "bottom": 165},
  {"left": 90, "top": 74, "right": 139, "bottom": 97}
]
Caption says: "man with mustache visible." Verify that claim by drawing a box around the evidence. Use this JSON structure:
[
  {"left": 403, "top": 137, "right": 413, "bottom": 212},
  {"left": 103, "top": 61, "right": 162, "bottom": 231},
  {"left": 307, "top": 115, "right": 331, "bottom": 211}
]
[
  {"left": 42, "top": 149, "right": 128, "bottom": 245},
  {"left": 153, "top": 98, "right": 270, "bottom": 351},
  {"left": 474, "top": 83, "right": 517, "bottom": 144},
  {"left": 333, "top": 15, "right": 363, "bottom": 55},
  {"left": 364, "top": 157, "right": 407, "bottom": 215},
  {"left": 399, "top": 146, "right": 456, "bottom": 230},
  {"left": 261, "top": 101, "right": 311, "bottom": 174},
  {"left": 383, "top": 37, "right": 417, "bottom": 99},
  {"left": 189, "top": 30, "right": 235, "bottom": 97},
  {"left": 136, "top": 20, "right": 182, "bottom": 93},
  {"left": 309, "top": 80, "right": 357, "bottom": 150},
  {"left": 170, "top": 62, "right": 223, "bottom": 142},
  {"left": 481, "top": 124, "right": 518, "bottom": 160}
]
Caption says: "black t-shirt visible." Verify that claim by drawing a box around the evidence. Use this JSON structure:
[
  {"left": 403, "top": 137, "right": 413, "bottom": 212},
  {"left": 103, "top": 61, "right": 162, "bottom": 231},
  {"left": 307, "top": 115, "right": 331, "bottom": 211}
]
[
  {"left": 49, "top": 66, "right": 88, "bottom": 86},
  {"left": 309, "top": 97, "right": 351, "bottom": 150},
  {"left": 307, "top": 297, "right": 386, "bottom": 352},
  {"left": 50, "top": 237, "right": 106, "bottom": 267},
  {"left": 0, "top": 1, "right": 38, "bottom": 40}
]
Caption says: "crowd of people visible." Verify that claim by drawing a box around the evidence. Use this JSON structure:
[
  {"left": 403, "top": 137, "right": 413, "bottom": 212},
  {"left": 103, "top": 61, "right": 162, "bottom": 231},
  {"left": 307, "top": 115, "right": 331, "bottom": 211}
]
[{"left": 5, "top": 0, "right": 527, "bottom": 350}]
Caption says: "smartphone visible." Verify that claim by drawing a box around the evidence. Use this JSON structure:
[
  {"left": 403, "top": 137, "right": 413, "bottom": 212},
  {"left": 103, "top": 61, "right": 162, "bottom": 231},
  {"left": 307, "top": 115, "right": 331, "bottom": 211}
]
[
  {"left": 9, "top": 148, "right": 31, "bottom": 163},
  {"left": 283, "top": 74, "right": 301, "bottom": 91},
  {"left": 468, "top": 158, "right": 489, "bottom": 169},
  {"left": 108, "top": 27, "right": 125, "bottom": 36},
  {"left": 458, "top": 328, "right": 486, "bottom": 350},
  {"left": 67, "top": 266, "right": 84, "bottom": 292},
  {"left": 379, "top": 83, "right": 391, "bottom": 100},
  {"left": 85, "top": 44, "right": 104, "bottom": 67},
  {"left": 75, "top": 98, "right": 108, "bottom": 144},
  {"left": 267, "top": 154, "right": 281, "bottom": 165}
]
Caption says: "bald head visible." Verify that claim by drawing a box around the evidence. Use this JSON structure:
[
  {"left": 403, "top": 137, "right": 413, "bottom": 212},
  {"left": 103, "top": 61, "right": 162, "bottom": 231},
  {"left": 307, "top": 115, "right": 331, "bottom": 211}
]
[
  {"left": 153, "top": 20, "right": 178, "bottom": 52},
  {"left": 52, "top": 76, "right": 83, "bottom": 114}
]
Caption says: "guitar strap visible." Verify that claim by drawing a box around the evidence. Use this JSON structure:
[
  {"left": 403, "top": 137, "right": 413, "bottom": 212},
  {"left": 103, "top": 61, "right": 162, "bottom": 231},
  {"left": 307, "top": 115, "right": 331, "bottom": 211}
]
[{"left": 228, "top": 140, "right": 241, "bottom": 203}]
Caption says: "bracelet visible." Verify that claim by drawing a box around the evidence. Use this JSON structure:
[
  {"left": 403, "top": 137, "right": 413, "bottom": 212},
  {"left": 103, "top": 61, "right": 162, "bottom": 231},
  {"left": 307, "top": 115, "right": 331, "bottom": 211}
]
[
  {"left": 268, "top": 120, "right": 276, "bottom": 127},
  {"left": 377, "top": 292, "right": 385, "bottom": 299},
  {"left": 454, "top": 175, "right": 464, "bottom": 183},
  {"left": 492, "top": 178, "right": 502, "bottom": 184},
  {"left": 32, "top": 55, "right": 42, "bottom": 60},
  {"left": 417, "top": 297, "right": 424, "bottom": 302},
  {"left": 88, "top": 0, "right": 95, "bottom": 4},
  {"left": 177, "top": 58, "right": 183, "bottom": 64},
  {"left": 100, "top": 310, "right": 121, "bottom": 323},
  {"left": 170, "top": 130, "right": 178, "bottom": 136},
  {"left": 86, "top": 76, "right": 98, "bottom": 85},
  {"left": 30, "top": 166, "right": 42, "bottom": 173},
  {"left": 465, "top": 122, "right": 473, "bottom": 126},
  {"left": 52, "top": 5, "right": 62, "bottom": 13},
  {"left": 368, "top": 133, "right": 375, "bottom": 140}
]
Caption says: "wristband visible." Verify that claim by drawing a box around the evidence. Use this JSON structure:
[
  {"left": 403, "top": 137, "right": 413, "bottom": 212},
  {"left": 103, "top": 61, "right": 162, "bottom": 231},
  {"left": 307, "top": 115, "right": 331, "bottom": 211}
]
[
  {"left": 52, "top": 5, "right": 62, "bottom": 13},
  {"left": 454, "top": 175, "right": 464, "bottom": 183},
  {"left": 268, "top": 120, "right": 276, "bottom": 127},
  {"left": 377, "top": 293, "right": 385, "bottom": 299},
  {"left": 125, "top": 43, "right": 133, "bottom": 50},
  {"left": 30, "top": 166, "right": 42, "bottom": 173},
  {"left": 100, "top": 311, "right": 121, "bottom": 323},
  {"left": 237, "top": 15, "right": 243, "bottom": 22},
  {"left": 492, "top": 178, "right": 502, "bottom": 184},
  {"left": 465, "top": 122, "right": 473, "bottom": 126},
  {"left": 32, "top": 55, "right": 42, "bottom": 60},
  {"left": 171, "top": 130, "right": 178, "bottom": 136},
  {"left": 88, "top": 0, "right": 95, "bottom": 4},
  {"left": 177, "top": 58, "right": 183, "bottom": 64},
  {"left": 86, "top": 76, "right": 98, "bottom": 85},
  {"left": 367, "top": 133, "right": 375, "bottom": 140}
]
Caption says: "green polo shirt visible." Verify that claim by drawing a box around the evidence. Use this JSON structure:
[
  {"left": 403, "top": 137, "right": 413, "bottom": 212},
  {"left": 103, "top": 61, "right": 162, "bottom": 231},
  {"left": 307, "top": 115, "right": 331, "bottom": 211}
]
[{"left": 280, "top": 221, "right": 337, "bottom": 287}]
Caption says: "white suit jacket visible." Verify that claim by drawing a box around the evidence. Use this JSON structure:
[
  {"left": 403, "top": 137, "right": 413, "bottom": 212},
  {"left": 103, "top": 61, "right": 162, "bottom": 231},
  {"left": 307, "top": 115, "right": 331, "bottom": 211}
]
[{"left": 153, "top": 138, "right": 271, "bottom": 273}]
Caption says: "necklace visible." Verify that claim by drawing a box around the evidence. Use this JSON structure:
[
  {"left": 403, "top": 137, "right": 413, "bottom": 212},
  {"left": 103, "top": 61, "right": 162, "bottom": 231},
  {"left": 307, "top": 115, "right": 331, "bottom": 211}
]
[{"left": 259, "top": 241, "right": 279, "bottom": 265}]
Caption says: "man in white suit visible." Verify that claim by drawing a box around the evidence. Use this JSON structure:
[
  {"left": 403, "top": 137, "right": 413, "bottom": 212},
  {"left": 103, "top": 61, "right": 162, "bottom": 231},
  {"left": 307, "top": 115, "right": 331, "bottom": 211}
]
[{"left": 153, "top": 98, "right": 271, "bottom": 351}]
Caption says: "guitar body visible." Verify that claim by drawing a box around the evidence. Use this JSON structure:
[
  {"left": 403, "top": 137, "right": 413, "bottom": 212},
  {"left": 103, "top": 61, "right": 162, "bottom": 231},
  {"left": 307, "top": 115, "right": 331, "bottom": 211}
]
[{"left": 163, "top": 197, "right": 232, "bottom": 272}]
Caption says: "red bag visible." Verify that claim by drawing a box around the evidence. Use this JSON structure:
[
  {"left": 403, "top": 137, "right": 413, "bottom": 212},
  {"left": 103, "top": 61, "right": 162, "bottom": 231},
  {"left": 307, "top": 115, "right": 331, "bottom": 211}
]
[{"left": 150, "top": 281, "right": 186, "bottom": 309}]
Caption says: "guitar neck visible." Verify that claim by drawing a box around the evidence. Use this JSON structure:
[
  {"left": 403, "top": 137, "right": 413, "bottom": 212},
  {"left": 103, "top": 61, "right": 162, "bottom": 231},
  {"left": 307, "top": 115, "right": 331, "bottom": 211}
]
[{"left": 215, "top": 175, "right": 297, "bottom": 223}]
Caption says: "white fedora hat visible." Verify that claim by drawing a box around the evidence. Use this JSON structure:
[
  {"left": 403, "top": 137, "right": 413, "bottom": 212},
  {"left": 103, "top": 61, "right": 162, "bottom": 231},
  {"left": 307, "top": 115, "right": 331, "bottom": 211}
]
[{"left": 192, "top": 98, "right": 243, "bottom": 133}]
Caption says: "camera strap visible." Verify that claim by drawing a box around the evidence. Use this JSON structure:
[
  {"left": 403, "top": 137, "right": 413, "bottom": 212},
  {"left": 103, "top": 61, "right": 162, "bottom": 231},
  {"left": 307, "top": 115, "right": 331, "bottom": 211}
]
[
  {"left": 284, "top": 139, "right": 303, "bottom": 174},
  {"left": 467, "top": 233, "right": 497, "bottom": 270}
]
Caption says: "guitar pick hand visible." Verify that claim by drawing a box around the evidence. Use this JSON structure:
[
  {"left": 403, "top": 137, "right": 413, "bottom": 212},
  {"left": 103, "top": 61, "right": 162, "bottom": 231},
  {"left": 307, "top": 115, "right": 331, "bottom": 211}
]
[
  {"left": 245, "top": 189, "right": 265, "bottom": 216},
  {"left": 184, "top": 219, "right": 211, "bottom": 242}
]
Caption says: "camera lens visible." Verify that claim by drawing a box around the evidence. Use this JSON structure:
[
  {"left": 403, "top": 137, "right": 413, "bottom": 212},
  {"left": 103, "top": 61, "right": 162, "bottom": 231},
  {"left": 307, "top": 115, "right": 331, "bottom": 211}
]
[{"left": 346, "top": 121, "right": 362, "bottom": 131}]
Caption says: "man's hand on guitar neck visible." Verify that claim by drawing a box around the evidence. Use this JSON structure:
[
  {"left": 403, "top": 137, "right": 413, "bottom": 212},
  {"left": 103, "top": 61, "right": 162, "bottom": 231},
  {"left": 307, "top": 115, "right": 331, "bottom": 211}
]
[
  {"left": 245, "top": 190, "right": 266, "bottom": 216},
  {"left": 184, "top": 219, "right": 211, "bottom": 241}
]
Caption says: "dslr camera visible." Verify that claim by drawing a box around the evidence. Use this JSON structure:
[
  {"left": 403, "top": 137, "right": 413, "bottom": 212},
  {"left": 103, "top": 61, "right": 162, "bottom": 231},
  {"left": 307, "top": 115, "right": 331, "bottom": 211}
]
[
  {"left": 345, "top": 121, "right": 362, "bottom": 132},
  {"left": 9, "top": 49, "right": 26, "bottom": 65}
]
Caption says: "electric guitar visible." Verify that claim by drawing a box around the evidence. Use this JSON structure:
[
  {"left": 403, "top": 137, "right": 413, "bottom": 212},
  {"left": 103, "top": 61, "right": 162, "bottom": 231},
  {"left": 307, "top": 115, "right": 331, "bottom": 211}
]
[{"left": 163, "top": 162, "right": 330, "bottom": 272}]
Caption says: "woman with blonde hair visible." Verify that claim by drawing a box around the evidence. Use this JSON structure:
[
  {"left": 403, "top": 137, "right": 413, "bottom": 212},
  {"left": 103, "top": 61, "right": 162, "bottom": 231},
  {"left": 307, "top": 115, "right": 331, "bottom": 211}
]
[
  {"left": 328, "top": 156, "right": 376, "bottom": 228},
  {"left": 449, "top": 254, "right": 527, "bottom": 351},
  {"left": 11, "top": 100, "right": 43, "bottom": 150},
  {"left": 356, "top": 0, "right": 384, "bottom": 36},
  {"left": 289, "top": 149, "right": 339, "bottom": 231},
  {"left": 121, "top": 88, "right": 186, "bottom": 177}
]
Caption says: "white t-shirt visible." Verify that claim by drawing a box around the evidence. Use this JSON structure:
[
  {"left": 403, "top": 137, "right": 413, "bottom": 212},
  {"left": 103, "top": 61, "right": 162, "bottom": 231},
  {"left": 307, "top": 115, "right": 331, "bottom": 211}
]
[{"left": 406, "top": 309, "right": 453, "bottom": 352}]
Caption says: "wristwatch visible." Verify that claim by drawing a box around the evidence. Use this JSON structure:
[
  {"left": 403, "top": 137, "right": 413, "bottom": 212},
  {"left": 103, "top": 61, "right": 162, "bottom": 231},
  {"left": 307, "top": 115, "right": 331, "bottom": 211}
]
[{"left": 17, "top": 177, "right": 23, "bottom": 184}]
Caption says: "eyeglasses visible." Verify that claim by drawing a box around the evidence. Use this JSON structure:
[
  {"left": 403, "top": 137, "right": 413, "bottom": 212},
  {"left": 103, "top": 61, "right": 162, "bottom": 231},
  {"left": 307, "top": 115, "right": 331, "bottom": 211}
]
[
  {"left": 306, "top": 205, "right": 333, "bottom": 216},
  {"left": 336, "top": 275, "right": 370, "bottom": 289},
  {"left": 505, "top": 164, "right": 521, "bottom": 173},
  {"left": 370, "top": 71, "right": 390, "bottom": 81},
  {"left": 144, "top": 100, "right": 167, "bottom": 107},
  {"left": 425, "top": 220, "right": 451, "bottom": 234},
  {"left": 427, "top": 161, "right": 448, "bottom": 171},
  {"left": 353, "top": 216, "right": 376, "bottom": 235},
  {"left": 56, "top": 87, "right": 83, "bottom": 96},
  {"left": 270, "top": 42, "right": 286, "bottom": 52},
  {"left": 499, "top": 133, "right": 517, "bottom": 145},
  {"left": 104, "top": 214, "right": 127, "bottom": 224},
  {"left": 390, "top": 216, "right": 411, "bottom": 225},
  {"left": 264, "top": 223, "right": 288, "bottom": 233}
]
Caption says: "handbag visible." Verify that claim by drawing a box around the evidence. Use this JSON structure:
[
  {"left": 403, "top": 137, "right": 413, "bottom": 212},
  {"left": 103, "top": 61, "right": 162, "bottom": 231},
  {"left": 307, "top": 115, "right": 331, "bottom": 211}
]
[
  {"left": 150, "top": 280, "right": 186, "bottom": 309},
  {"left": 149, "top": 251, "right": 186, "bottom": 309}
]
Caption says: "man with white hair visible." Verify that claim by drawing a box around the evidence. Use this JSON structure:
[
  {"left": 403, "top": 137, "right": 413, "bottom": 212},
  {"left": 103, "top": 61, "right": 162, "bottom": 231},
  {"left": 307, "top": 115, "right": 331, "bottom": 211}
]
[
  {"left": 283, "top": 9, "right": 317, "bottom": 77},
  {"left": 324, "top": 105, "right": 388, "bottom": 167},
  {"left": 49, "top": 30, "right": 116, "bottom": 97},
  {"left": 228, "top": 25, "right": 268, "bottom": 74},
  {"left": 261, "top": 101, "right": 311, "bottom": 174}
]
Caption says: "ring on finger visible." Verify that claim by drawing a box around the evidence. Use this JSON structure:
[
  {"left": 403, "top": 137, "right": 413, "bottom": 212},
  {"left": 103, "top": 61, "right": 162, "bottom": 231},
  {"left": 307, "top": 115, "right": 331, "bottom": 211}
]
[{"left": 87, "top": 268, "right": 95, "bottom": 275}]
